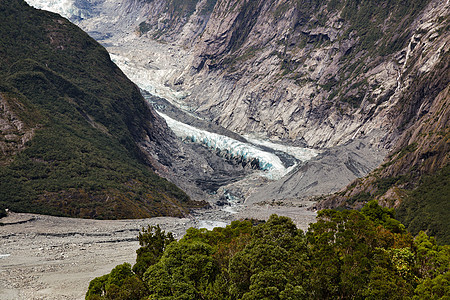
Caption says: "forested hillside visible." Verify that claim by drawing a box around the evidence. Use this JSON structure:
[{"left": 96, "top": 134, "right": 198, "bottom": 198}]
[
  {"left": 0, "top": 0, "right": 202, "bottom": 219},
  {"left": 86, "top": 204, "right": 450, "bottom": 299}
]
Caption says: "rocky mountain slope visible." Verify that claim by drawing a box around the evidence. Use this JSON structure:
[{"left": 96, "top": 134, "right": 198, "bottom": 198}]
[
  {"left": 129, "top": 0, "right": 450, "bottom": 243},
  {"left": 0, "top": 0, "right": 207, "bottom": 219},
  {"left": 22, "top": 0, "right": 449, "bottom": 241},
  {"left": 316, "top": 51, "right": 449, "bottom": 242},
  {"left": 138, "top": 0, "right": 447, "bottom": 148}
]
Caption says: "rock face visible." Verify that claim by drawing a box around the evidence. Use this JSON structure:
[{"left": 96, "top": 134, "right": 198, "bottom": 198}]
[
  {"left": 167, "top": 0, "right": 448, "bottom": 148},
  {"left": 316, "top": 52, "right": 450, "bottom": 210},
  {"left": 0, "top": 93, "right": 40, "bottom": 165}
]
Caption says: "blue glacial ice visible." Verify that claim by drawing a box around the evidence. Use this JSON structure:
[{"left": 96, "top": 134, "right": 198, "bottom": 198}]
[{"left": 159, "top": 113, "right": 318, "bottom": 180}]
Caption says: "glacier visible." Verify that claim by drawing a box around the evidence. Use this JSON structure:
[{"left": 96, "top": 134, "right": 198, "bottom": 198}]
[
  {"left": 109, "top": 53, "right": 191, "bottom": 109},
  {"left": 159, "top": 113, "right": 318, "bottom": 180},
  {"left": 21, "top": 1, "right": 320, "bottom": 181}
]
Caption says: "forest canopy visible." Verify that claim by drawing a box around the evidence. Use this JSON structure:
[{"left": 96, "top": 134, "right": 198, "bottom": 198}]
[{"left": 86, "top": 201, "right": 450, "bottom": 300}]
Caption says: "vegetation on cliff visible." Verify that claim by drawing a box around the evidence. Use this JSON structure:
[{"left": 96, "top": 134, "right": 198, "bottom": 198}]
[
  {"left": 86, "top": 202, "right": 450, "bottom": 299},
  {"left": 317, "top": 53, "right": 449, "bottom": 244},
  {"left": 0, "top": 0, "right": 201, "bottom": 219}
]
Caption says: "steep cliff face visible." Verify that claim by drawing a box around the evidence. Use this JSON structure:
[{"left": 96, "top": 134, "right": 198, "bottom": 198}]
[
  {"left": 181, "top": 0, "right": 448, "bottom": 148},
  {"left": 317, "top": 52, "right": 449, "bottom": 207},
  {"left": 314, "top": 48, "right": 449, "bottom": 242},
  {"left": 317, "top": 52, "right": 450, "bottom": 243}
]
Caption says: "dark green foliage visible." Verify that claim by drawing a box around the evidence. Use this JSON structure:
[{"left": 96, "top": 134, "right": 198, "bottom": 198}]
[
  {"left": 86, "top": 274, "right": 109, "bottom": 299},
  {"left": 396, "top": 164, "right": 450, "bottom": 244},
  {"left": 183, "top": 219, "right": 253, "bottom": 246},
  {"left": 229, "top": 215, "right": 308, "bottom": 300},
  {"left": 143, "top": 240, "right": 218, "bottom": 299},
  {"left": 86, "top": 202, "right": 450, "bottom": 299},
  {"left": 86, "top": 263, "right": 148, "bottom": 300},
  {"left": 347, "top": 191, "right": 371, "bottom": 204},
  {"left": 165, "top": 0, "right": 200, "bottom": 17},
  {"left": 414, "top": 271, "right": 450, "bottom": 299},
  {"left": 227, "top": 0, "right": 263, "bottom": 54},
  {"left": 0, "top": 205, "right": 6, "bottom": 219},
  {"left": 0, "top": 0, "right": 196, "bottom": 218},
  {"left": 362, "top": 200, "right": 405, "bottom": 233},
  {"left": 133, "top": 225, "right": 175, "bottom": 277},
  {"left": 138, "top": 21, "right": 152, "bottom": 34},
  {"left": 335, "top": 0, "right": 429, "bottom": 55}
]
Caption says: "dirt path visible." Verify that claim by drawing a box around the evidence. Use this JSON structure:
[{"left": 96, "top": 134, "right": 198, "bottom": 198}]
[{"left": 0, "top": 212, "right": 195, "bottom": 300}]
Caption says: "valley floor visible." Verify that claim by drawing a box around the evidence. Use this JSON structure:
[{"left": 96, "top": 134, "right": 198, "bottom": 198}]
[
  {"left": 0, "top": 203, "right": 316, "bottom": 300},
  {"left": 0, "top": 212, "right": 195, "bottom": 300},
  {"left": 3, "top": 188, "right": 448, "bottom": 299}
]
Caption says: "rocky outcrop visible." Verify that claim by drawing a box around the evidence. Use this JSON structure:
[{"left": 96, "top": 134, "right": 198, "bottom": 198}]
[
  {"left": 316, "top": 50, "right": 450, "bottom": 210},
  {"left": 0, "top": 92, "right": 40, "bottom": 165}
]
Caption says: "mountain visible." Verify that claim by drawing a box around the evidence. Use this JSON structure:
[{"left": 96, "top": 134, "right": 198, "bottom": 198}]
[
  {"left": 20, "top": 0, "right": 449, "bottom": 241},
  {"left": 140, "top": 0, "right": 449, "bottom": 243},
  {"left": 131, "top": 0, "right": 446, "bottom": 147},
  {"left": 0, "top": 0, "right": 206, "bottom": 219}
]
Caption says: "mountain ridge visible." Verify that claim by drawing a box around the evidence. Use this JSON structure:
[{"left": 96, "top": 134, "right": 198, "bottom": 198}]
[{"left": 0, "top": 0, "right": 205, "bottom": 219}]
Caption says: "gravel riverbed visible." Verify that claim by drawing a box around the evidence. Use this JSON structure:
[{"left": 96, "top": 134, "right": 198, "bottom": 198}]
[
  {"left": 0, "top": 212, "right": 196, "bottom": 300},
  {"left": 0, "top": 204, "right": 316, "bottom": 300}
]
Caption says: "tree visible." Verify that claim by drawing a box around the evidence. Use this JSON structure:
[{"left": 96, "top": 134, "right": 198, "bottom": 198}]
[
  {"left": 133, "top": 224, "right": 175, "bottom": 277},
  {"left": 229, "top": 215, "right": 308, "bottom": 300},
  {"left": 143, "top": 240, "right": 218, "bottom": 299},
  {"left": 86, "top": 263, "right": 147, "bottom": 300}
]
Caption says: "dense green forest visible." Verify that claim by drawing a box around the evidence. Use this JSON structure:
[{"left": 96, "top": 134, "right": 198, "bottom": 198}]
[
  {"left": 86, "top": 201, "right": 449, "bottom": 299},
  {"left": 0, "top": 0, "right": 202, "bottom": 218}
]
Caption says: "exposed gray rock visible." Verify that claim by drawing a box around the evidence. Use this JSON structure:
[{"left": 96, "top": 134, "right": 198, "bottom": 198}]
[{"left": 245, "top": 136, "right": 388, "bottom": 204}]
